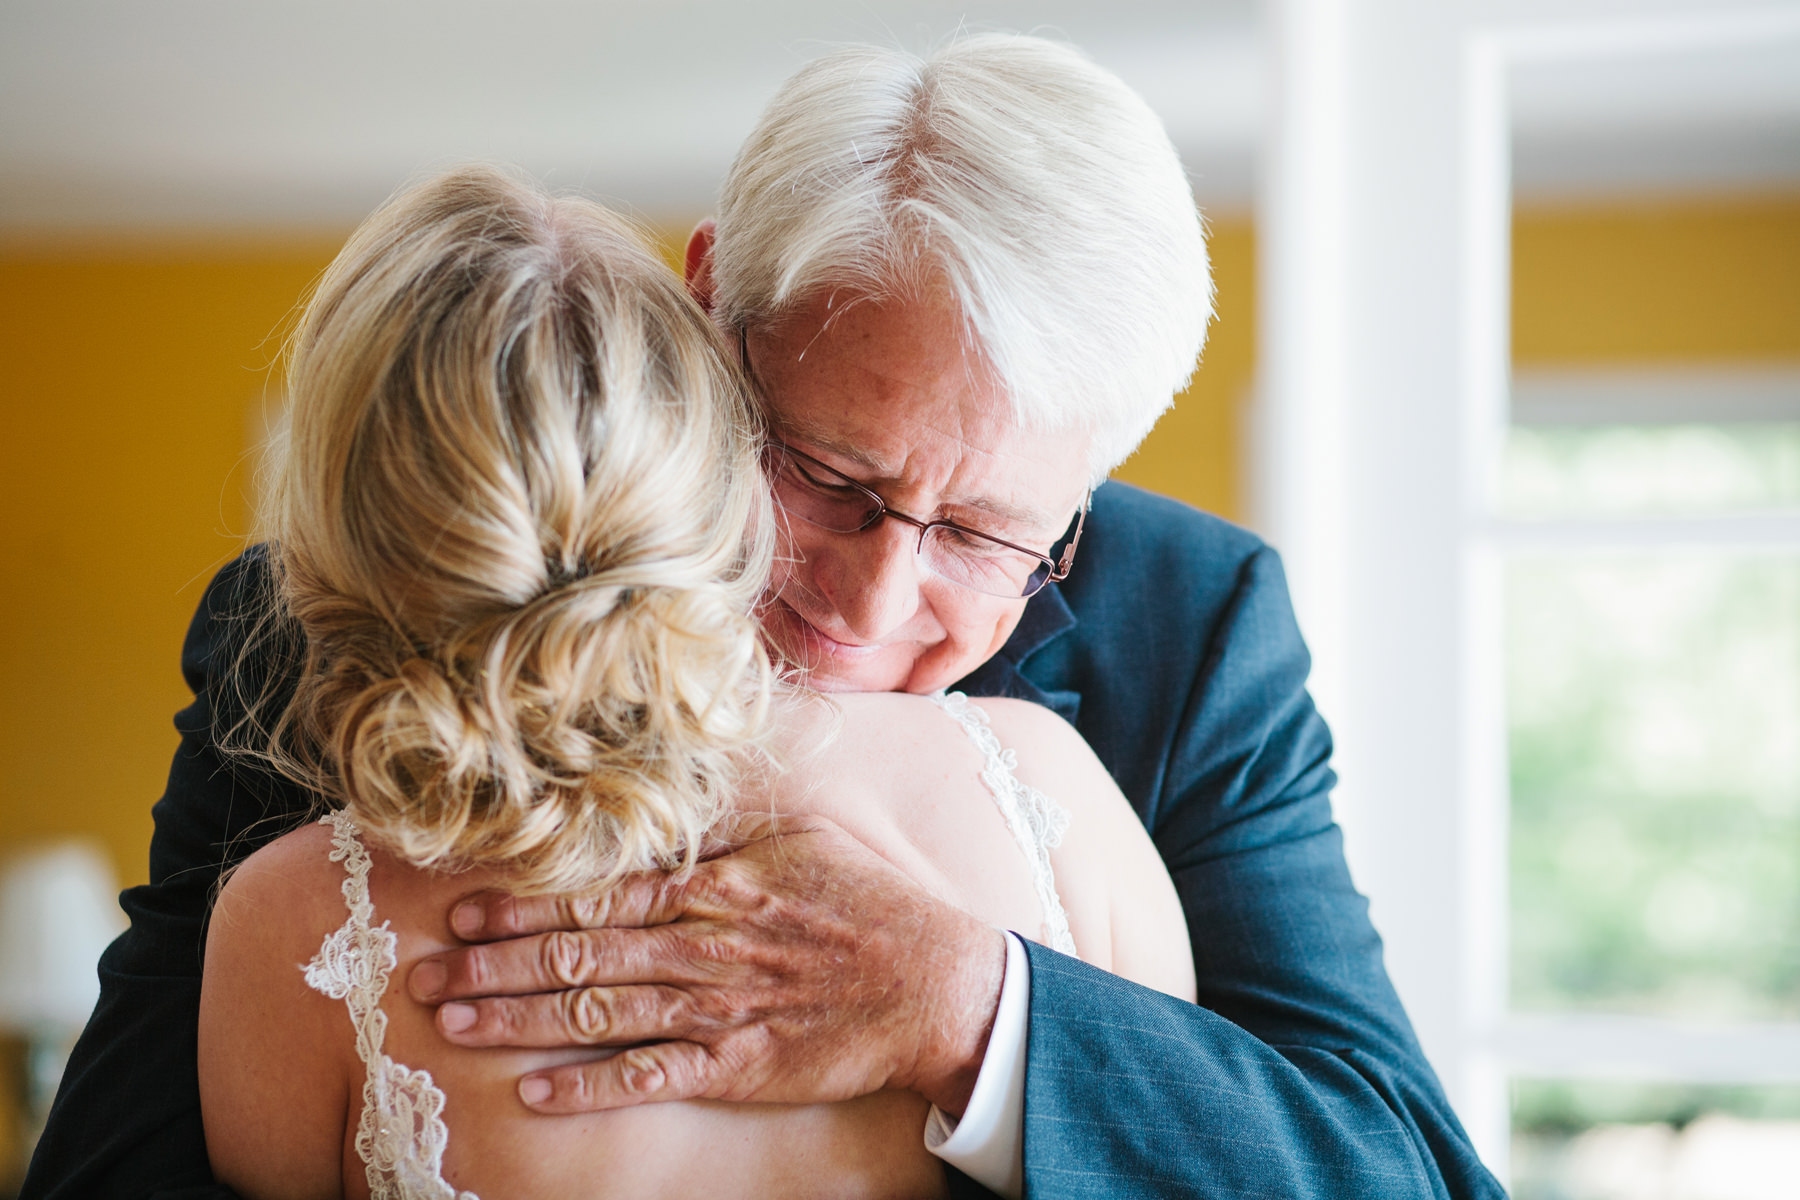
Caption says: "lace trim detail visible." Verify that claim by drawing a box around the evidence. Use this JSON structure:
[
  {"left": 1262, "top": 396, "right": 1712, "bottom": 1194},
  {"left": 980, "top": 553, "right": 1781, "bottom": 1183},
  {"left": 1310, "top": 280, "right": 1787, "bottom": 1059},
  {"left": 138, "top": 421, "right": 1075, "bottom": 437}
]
[
  {"left": 303, "top": 811, "right": 479, "bottom": 1200},
  {"left": 928, "top": 692, "right": 1077, "bottom": 956}
]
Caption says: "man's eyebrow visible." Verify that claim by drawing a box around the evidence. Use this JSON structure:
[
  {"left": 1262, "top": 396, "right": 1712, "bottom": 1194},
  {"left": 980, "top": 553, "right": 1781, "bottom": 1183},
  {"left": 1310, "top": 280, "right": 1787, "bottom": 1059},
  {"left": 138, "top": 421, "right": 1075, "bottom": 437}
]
[
  {"left": 773, "top": 418, "right": 1061, "bottom": 533},
  {"left": 950, "top": 492, "right": 1058, "bottom": 533},
  {"left": 770, "top": 416, "right": 889, "bottom": 474}
]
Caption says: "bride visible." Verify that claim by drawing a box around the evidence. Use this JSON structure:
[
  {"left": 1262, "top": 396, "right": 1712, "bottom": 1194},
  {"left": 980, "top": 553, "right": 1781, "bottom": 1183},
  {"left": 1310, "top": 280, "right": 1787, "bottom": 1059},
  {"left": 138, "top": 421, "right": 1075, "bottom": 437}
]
[{"left": 196, "top": 165, "right": 1193, "bottom": 1199}]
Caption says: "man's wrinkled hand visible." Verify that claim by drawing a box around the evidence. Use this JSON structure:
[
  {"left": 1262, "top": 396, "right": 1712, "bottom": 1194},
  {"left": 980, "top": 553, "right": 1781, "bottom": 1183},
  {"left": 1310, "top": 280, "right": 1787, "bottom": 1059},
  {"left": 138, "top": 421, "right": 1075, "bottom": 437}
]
[{"left": 407, "top": 813, "right": 1007, "bottom": 1116}]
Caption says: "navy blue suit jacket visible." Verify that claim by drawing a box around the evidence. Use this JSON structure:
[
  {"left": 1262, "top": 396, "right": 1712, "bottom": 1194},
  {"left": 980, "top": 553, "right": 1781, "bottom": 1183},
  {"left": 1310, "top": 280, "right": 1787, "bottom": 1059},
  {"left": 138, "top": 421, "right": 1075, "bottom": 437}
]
[{"left": 25, "top": 481, "right": 1504, "bottom": 1198}]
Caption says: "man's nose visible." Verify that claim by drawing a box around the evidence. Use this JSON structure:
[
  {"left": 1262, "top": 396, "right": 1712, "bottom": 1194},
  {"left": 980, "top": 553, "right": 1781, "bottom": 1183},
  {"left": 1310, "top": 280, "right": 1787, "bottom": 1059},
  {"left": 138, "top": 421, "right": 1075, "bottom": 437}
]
[{"left": 816, "top": 517, "right": 925, "bottom": 641}]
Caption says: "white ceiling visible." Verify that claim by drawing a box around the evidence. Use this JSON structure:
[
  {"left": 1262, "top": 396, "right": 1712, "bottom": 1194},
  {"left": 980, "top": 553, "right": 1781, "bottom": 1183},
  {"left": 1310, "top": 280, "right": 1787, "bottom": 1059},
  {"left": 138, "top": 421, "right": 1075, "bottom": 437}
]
[{"left": 1, "top": 0, "right": 1796, "bottom": 234}]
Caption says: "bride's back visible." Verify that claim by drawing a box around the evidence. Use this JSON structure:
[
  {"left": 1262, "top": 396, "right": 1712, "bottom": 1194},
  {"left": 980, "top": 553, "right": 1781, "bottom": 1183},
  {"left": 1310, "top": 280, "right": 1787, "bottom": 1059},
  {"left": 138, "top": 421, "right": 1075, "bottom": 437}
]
[{"left": 205, "top": 687, "right": 1181, "bottom": 1199}]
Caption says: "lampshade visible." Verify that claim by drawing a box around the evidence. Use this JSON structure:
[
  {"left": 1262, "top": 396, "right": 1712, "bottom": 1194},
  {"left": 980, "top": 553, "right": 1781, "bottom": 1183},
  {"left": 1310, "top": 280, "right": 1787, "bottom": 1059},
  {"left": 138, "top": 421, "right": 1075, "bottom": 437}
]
[{"left": 0, "top": 842, "right": 125, "bottom": 1033}]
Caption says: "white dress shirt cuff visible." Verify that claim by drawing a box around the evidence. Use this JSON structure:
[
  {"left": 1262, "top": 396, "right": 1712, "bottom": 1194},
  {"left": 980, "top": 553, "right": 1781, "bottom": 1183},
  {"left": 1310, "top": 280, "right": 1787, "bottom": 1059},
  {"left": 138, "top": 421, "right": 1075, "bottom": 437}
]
[{"left": 923, "top": 930, "right": 1029, "bottom": 1200}]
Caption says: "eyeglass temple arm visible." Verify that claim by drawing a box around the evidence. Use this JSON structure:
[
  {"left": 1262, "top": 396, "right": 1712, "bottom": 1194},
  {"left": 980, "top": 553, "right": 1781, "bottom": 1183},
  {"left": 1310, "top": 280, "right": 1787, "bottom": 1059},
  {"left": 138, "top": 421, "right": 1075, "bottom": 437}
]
[{"left": 1050, "top": 492, "right": 1092, "bottom": 581}]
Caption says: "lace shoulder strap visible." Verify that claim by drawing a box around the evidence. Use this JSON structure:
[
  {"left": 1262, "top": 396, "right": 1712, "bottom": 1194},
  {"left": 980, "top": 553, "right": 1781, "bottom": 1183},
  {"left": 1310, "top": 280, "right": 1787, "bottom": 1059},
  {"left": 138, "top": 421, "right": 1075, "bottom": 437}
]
[
  {"left": 302, "top": 811, "right": 479, "bottom": 1200},
  {"left": 928, "top": 692, "right": 1077, "bottom": 956}
]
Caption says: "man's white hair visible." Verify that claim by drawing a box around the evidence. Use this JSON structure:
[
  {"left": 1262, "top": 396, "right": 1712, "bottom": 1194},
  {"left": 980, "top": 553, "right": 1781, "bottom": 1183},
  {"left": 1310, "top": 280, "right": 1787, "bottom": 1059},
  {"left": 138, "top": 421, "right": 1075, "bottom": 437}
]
[{"left": 711, "top": 33, "right": 1214, "bottom": 480}]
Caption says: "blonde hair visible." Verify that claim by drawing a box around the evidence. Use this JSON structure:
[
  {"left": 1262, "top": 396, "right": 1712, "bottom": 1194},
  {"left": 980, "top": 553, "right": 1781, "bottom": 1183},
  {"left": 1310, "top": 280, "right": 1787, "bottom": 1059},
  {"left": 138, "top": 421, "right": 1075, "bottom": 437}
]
[{"left": 240, "top": 165, "right": 772, "bottom": 894}]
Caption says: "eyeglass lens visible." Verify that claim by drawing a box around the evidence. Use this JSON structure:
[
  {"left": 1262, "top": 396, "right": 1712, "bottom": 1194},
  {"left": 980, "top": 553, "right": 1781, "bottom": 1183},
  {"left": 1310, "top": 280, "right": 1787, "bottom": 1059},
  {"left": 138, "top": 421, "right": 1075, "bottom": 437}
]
[{"left": 769, "top": 448, "right": 1059, "bottom": 599}]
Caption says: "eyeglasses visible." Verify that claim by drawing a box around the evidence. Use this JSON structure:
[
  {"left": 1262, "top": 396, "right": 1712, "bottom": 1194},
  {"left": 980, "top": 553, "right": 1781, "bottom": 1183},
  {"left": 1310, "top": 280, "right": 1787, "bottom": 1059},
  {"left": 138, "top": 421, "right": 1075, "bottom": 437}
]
[
  {"left": 736, "top": 325, "right": 1088, "bottom": 599},
  {"left": 763, "top": 438, "right": 1088, "bottom": 600}
]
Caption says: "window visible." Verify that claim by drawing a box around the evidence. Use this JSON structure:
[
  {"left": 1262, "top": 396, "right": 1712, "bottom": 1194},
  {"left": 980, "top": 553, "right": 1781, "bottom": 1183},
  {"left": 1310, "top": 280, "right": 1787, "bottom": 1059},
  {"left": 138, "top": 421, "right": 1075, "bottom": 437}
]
[
  {"left": 1252, "top": 6, "right": 1800, "bottom": 1195},
  {"left": 1499, "top": 370, "right": 1800, "bottom": 1197}
]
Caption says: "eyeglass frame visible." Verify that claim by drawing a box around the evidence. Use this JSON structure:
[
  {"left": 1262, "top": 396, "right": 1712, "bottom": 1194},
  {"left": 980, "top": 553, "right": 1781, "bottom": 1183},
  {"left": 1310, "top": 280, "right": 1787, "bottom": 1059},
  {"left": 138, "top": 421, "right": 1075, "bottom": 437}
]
[{"left": 737, "top": 326, "right": 1089, "bottom": 600}]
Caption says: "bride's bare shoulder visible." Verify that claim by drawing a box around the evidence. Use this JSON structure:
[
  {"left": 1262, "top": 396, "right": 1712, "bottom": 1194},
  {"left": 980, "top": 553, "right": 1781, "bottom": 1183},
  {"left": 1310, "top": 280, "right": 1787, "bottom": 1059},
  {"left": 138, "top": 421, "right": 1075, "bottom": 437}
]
[
  {"left": 199, "top": 818, "right": 354, "bottom": 1195},
  {"left": 938, "top": 695, "right": 1148, "bottom": 842},
  {"left": 969, "top": 698, "right": 1104, "bottom": 778},
  {"left": 208, "top": 818, "right": 348, "bottom": 951},
  {"left": 769, "top": 689, "right": 1095, "bottom": 781},
  {"left": 762, "top": 690, "right": 1009, "bottom": 829},
  {"left": 974, "top": 697, "right": 1197, "bottom": 1003},
  {"left": 770, "top": 689, "right": 961, "bottom": 762}
]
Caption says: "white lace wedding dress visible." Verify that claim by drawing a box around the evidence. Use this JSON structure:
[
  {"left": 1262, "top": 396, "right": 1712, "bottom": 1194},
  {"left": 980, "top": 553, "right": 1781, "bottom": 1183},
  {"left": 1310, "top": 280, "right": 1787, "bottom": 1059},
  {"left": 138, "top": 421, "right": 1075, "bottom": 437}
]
[{"left": 301, "top": 692, "right": 1076, "bottom": 1199}]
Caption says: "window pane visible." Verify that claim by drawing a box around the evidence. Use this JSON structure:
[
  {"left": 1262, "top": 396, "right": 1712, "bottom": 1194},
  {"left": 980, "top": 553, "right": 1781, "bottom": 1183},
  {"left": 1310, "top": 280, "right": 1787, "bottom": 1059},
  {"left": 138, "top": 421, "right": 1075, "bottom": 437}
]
[
  {"left": 1511, "top": 1079, "right": 1800, "bottom": 1200},
  {"left": 1508, "top": 555, "right": 1800, "bottom": 1019},
  {"left": 1503, "top": 423, "right": 1800, "bottom": 517}
]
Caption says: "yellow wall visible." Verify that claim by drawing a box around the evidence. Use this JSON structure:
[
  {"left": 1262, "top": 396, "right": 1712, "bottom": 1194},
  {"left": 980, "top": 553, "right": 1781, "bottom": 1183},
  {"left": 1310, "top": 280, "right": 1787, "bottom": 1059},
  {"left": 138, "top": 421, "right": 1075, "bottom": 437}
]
[
  {"left": 1111, "top": 219, "right": 1254, "bottom": 520},
  {"left": 2, "top": 195, "right": 1798, "bottom": 890},
  {"left": 1512, "top": 194, "right": 1800, "bottom": 365},
  {"left": 0, "top": 240, "right": 342, "bottom": 887}
]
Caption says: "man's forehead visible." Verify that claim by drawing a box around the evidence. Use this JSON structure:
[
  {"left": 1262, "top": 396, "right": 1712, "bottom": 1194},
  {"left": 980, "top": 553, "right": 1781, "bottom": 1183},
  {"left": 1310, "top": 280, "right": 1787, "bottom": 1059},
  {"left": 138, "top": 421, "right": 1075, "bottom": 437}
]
[{"left": 747, "top": 292, "right": 1088, "bottom": 531}]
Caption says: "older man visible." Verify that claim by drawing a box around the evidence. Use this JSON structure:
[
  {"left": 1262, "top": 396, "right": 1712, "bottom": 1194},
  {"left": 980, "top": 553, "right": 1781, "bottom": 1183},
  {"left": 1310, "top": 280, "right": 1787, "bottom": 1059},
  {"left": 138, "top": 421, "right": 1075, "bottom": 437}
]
[{"left": 27, "top": 34, "right": 1502, "bottom": 1200}]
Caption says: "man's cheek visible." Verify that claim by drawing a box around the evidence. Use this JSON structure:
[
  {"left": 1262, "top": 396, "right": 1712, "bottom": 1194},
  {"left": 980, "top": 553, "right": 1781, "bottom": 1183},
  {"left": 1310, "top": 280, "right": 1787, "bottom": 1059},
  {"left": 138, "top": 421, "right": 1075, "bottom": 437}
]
[
  {"left": 774, "top": 527, "right": 826, "bottom": 591},
  {"left": 764, "top": 546, "right": 808, "bottom": 614}
]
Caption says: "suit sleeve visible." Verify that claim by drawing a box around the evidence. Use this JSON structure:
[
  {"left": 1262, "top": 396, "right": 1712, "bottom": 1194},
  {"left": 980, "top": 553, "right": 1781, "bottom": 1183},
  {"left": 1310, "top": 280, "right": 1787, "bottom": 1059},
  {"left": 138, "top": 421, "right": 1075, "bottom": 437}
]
[
  {"left": 1019, "top": 547, "right": 1504, "bottom": 1198},
  {"left": 22, "top": 550, "right": 306, "bottom": 1200}
]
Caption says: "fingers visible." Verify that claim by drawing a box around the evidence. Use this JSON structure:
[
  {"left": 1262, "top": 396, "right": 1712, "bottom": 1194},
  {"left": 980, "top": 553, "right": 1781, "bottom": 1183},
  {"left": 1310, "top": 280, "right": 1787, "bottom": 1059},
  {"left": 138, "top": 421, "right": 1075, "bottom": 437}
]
[
  {"left": 411, "top": 926, "right": 685, "bottom": 1003},
  {"left": 517, "top": 1041, "right": 726, "bottom": 1113},
  {"left": 449, "top": 813, "right": 843, "bottom": 941},
  {"left": 437, "top": 983, "right": 692, "bottom": 1047},
  {"left": 451, "top": 872, "right": 690, "bottom": 942}
]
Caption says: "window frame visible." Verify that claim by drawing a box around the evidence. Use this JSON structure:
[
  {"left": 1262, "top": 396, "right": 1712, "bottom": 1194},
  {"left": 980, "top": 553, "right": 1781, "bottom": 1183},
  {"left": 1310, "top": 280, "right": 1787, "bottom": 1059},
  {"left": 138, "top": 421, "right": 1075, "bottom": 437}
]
[{"left": 1255, "top": 0, "right": 1800, "bottom": 1181}]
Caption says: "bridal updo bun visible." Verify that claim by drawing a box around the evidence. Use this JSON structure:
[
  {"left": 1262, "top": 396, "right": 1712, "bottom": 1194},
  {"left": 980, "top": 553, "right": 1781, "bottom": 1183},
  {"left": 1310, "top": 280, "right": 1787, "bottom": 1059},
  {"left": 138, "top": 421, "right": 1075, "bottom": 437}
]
[{"left": 254, "top": 165, "right": 772, "bottom": 893}]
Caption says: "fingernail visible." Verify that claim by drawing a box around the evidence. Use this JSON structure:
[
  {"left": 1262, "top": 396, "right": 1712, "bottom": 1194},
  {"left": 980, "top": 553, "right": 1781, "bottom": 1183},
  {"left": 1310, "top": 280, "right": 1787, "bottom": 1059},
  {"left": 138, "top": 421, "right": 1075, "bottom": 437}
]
[
  {"left": 520, "top": 1076, "right": 552, "bottom": 1106},
  {"left": 451, "top": 901, "right": 483, "bottom": 939},
  {"left": 411, "top": 959, "right": 447, "bottom": 1000},
  {"left": 440, "top": 1002, "right": 476, "bottom": 1033}
]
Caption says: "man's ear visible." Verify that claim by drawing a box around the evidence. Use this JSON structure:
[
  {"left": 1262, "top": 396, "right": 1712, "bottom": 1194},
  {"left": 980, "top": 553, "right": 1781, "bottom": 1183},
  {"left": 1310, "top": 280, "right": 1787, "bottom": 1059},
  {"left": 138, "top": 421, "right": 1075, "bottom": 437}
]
[{"left": 684, "top": 220, "right": 718, "bottom": 313}]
